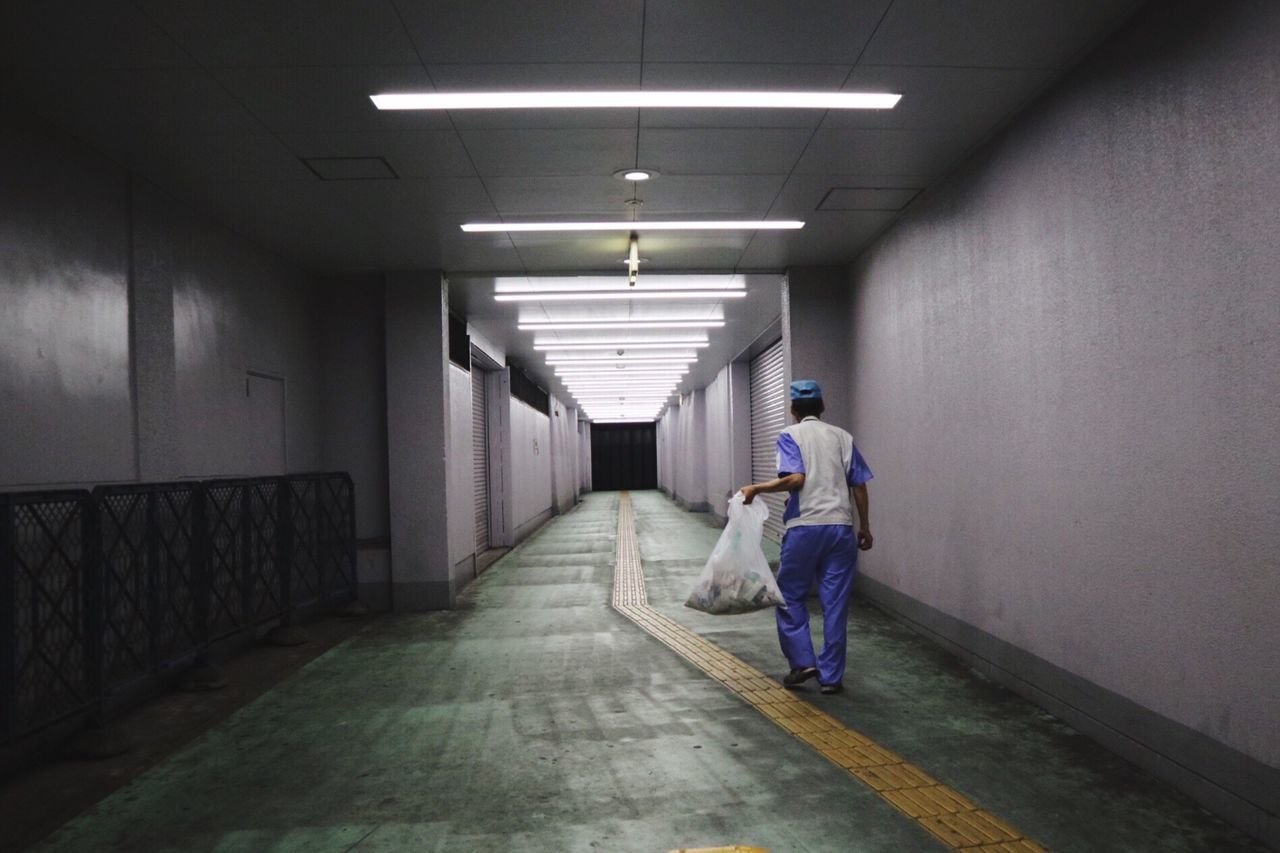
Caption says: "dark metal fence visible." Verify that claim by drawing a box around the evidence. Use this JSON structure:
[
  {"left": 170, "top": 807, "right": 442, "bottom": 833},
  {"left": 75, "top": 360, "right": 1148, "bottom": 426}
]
[{"left": 0, "top": 473, "right": 356, "bottom": 746}]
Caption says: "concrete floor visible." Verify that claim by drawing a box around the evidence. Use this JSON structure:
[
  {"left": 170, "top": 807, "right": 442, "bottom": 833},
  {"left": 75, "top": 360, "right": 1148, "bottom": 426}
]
[{"left": 27, "top": 491, "right": 1268, "bottom": 852}]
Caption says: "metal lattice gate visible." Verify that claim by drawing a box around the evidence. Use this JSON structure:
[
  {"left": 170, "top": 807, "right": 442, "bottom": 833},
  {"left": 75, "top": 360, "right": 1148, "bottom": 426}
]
[
  {"left": 750, "top": 339, "right": 787, "bottom": 541},
  {"left": 472, "top": 369, "right": 491, "bottom": 553}
]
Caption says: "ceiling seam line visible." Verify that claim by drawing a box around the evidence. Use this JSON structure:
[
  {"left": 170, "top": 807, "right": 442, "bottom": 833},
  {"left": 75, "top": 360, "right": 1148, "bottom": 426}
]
[
  {"left": 125, "top": 0, "right": 339, "bottom": 274},
  {"left": 386, "top": 0, "right": 530, "bottom": 275},
  {"left": 633, "top": 0, "right": 648, "bottom": 223},
  {"left": 733, "top": 0, "right": 898, "bottom": 271}
]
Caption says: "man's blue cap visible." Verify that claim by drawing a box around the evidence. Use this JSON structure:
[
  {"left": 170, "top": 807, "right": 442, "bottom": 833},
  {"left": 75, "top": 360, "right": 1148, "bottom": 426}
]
[{"left": 790, "top": 379, "right": 823, "bottom": 401}]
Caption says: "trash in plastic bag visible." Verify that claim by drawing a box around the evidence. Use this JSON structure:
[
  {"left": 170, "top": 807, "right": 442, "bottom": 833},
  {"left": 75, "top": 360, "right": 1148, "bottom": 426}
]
[{"left": 685, "top": 491, "right": 785, "bottom": 615}]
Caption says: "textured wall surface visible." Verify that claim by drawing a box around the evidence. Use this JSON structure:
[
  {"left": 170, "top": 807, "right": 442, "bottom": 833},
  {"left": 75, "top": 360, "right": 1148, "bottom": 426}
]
[
  {"left": 658, "top": 362, "right": 756, "bottom": 520},
  {"left": 385, "top": 271, "right": 453, "bottom": 610},
  {"left": 786, "top": 266, "right": 852, "bottom": 430},
  {"left": 0, "top": 114, "right": 135, "bottom": 487},
  {"left": 0, "top": 108, "right": 324, "bottom": 489},
  {"left": 510, "top": 398, "right": 552, "bottom": 537},
  {"left": 319, "top": 275, "right": 389, "bottom": 540},
  {"left": 161, "top": 187, "right": 322, "bottom": 479},
  {"left": 447, "top": 363, "right": 475, "bottom": 574},
  {"left": 548, "top": 395, "right": 579, "bottom": 514},
  {"left": 703, "top": 368, "right": 733, "bottom": 517},
  {"left": 579, "top": 421, "right": 592, "bottom": 492},
  {"left": 848, "top": 0, "right": 1280, "bottom": 767},
  {"left": 674, "top": 390, "right": 708, "bottom": 510}
]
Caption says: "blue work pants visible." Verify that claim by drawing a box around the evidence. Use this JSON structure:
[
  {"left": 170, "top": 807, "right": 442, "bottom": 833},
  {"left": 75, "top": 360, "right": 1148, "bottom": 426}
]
[{"left": 775, "top": 524, "right": 859, "bottom": 685}]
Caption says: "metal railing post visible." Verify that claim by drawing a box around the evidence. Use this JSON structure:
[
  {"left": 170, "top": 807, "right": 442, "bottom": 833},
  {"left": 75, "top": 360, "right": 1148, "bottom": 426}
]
[
  {"left": 345, "top": 475, "right": 358, "bottom": 601},
  {"left": 238, "top": 484, "right": 252, "bottom": 628},
  {"left": 1, "top": 496, "right": 15, "bottom": 744},
  {"left": 278, "top": 479, "right": 293, "bottom": 624},
  {"left": 82, "top": 494, "right": 105, "bottom": 728},
  {"left": 145, "top": 489, "right": 160, "bottom": 672}
]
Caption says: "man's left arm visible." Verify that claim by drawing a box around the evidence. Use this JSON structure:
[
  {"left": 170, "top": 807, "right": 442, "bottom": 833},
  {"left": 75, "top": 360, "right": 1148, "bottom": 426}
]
[
  {"left": 852, "top": 483, "right": 872, "bottom": 550},
  {"left": 848, "top": 442, "right": 874, "bottom": 550}
]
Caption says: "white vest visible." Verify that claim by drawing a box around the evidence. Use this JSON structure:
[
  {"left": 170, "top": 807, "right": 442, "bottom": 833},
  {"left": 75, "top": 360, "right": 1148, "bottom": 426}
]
[{"left": 778, "top": 417, "right": 858, "bottom": 529}]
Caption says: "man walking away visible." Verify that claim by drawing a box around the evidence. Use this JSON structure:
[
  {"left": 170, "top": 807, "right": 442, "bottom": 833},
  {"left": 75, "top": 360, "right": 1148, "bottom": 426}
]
[{"left": 740, "top": 380, "right": 873, "bottom": 694}]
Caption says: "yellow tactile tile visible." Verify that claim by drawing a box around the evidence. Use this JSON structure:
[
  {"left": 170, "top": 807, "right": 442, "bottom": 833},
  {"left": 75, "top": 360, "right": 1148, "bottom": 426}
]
[{"left": 612, "top": 493, "right": 1045, "bottom": 852}]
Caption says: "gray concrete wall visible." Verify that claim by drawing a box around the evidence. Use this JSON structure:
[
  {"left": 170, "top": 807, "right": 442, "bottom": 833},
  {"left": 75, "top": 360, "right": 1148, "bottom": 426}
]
[
  {"left": 160, "top": 184, "right": 323, "bottom": 480},
  {"left": 656, "top": 407, "right": 675, "bottom": 495},
  {"left": 785, "top": 266, "right": 852, "bottom": 429},
  {"left": 674, "top": 390, "right": 709, "bottom": 511},
  {"left": 578, "top": 420, "right": 592, "bottom": 492},
  {"left": 384, "top": 271, "right": 453, "bottom": 610},
  {"left": 0, "top": 112, "right": 134, "bottom": 488},
  {"left": 845, "top": 0, "right": 1280, "bottom": 839},
  {"left": 549, "top": 395, "right": 578, "bottom": 514},
  {"left": 447, "top": 363, "right": 476, "bottom": 582},
  {"left": 1, "top": 107, "right": 323, "bottom": 489},
  {"left": 703, "top": 368, "right": 734, "bottom": 519},
  {"left": 318, "top": 275, "right": 390, "bottom": 607},
  {"left": 510, "top": 396, "right": 552, "bottom": 542},
  {"left": 658, "top": 361, "right": 755, "bottom": 521}
]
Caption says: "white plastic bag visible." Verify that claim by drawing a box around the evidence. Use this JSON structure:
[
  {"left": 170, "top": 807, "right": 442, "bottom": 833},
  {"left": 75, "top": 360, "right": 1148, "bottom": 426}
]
[{"left": 684, "top": 491, "right": 785, "bottom": 615}]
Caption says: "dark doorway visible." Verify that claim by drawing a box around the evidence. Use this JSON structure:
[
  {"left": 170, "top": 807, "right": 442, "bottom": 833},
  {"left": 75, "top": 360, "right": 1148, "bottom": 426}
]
[{"left": 591, "top": 423, "right": 657, "bottom": 491}]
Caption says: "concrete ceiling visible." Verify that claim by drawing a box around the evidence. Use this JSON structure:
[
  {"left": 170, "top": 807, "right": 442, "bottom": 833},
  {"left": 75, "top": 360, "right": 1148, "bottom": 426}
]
[{"left": 1, "top": 1, "right": 1144, "bottom": 278}]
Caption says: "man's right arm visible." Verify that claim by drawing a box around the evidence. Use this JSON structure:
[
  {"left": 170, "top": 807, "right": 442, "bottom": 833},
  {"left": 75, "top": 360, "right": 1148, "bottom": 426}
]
[{"left": 742, "top": 473, "right": 805, "bottom": 504}]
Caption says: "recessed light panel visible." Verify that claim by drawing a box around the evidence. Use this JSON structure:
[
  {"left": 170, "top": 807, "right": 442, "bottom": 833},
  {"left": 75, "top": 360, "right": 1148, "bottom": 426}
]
[
  {"left": 464, "top": 221, "right": 801, "bottom": 233},
  {"left": 521, "top": 321, "right": 724, "bottom": 330},
  {"left": 371, "top": 91, "right": 900, "bottom": 111}
]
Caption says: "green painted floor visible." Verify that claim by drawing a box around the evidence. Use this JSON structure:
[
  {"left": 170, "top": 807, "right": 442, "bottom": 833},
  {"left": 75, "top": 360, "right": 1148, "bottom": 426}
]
[{"left": 33, "top": 491, "right": 1266, "bottom": 852}]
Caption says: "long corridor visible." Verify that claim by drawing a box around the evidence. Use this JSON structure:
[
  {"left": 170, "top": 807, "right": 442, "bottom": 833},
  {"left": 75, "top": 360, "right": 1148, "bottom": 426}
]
[{"left": 30, "top": 494, "right": 1266, "bottom": 852}]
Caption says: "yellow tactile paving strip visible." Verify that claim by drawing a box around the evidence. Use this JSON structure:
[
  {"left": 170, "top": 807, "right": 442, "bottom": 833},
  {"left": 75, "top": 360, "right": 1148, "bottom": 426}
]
[{"left": 613, "top": 492, "right": 1048, "bottom": 852}]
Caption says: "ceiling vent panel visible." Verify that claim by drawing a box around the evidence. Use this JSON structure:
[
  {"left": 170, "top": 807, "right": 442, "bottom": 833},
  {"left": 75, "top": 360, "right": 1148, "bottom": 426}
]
[
  {"left": 817, "top": 187, "right": 921, "bottom": 211},
  {"left": 302, "top": 156, "right": 398, "bottom": 181}
]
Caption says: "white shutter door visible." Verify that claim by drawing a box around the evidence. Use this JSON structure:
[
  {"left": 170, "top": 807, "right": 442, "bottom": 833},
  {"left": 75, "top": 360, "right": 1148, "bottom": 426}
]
[
  {"left": 750, "top": 339, "right": 787, "bottom": 541},
  {"left": 472, "top": 369, "right": 491, "bottom": 553}
]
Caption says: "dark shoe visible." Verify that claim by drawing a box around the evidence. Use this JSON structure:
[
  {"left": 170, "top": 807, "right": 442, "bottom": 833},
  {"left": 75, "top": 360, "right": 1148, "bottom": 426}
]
[
  {"left": 783, "top": 667, "right": 818, "bottom": 688},
  {"left": 819, "top": 682, "right": 843, "bottom": 695}
]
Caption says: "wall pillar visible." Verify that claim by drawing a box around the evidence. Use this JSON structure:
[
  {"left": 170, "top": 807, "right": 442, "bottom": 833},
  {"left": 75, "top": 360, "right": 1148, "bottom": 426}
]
[
  {"left": 384, "top": 270, "right": 454, "bottom": 610},
  {"left": 784, "top": 266, "right": 852, "bottom": 428}
]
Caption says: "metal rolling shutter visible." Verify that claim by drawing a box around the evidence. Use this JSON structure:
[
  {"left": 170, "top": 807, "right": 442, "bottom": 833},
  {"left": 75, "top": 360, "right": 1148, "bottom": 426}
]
[
  {"left": 472, "top": 369, "right": 490, "bottom": 553},
  {"left": 750, "top": 339, "right": 787, "bottom": 541}
]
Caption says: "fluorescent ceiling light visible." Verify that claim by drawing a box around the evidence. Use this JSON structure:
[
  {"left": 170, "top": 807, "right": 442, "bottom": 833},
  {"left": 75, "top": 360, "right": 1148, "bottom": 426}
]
[
  {"left": 560, "top": 379, "right": 680, "bottom": 386},
  {"left": 521, "top": 321, "right": 724, "bottom": 330},
  {"left": 556, "top": 366, "right": 687, "bottom": 372},
  {"left": 372, "top": 91, "right": 900, "bottom": 111},
  {"left": 534, "top": 340, "right": 709, "bottom": 349},
  {"left": 567, "top": 388, "right": 679, "bottom": 394},
  {"left": 549, "top": 351, "right": 699, "bottom": 360},
  {"left": 568, "top": 391, "right": 678, "bottom": 396},
  {"left": 500, "top": 275, "right": 741, "bottom": 293},
  {"left": 465, "top": 221, "right": 801, "bottom": 233},
  {"left": 573, "top": 392, "right": 672, "bottom": 398},
  {"left": 592, "top": 418, "right": 655, "bottom": 424},
  {"left": 497, "top": 290, "right": 744, "bottom": 302},
  {"left": 548, "top": 358, "right": 692, "bottom": 365}
]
